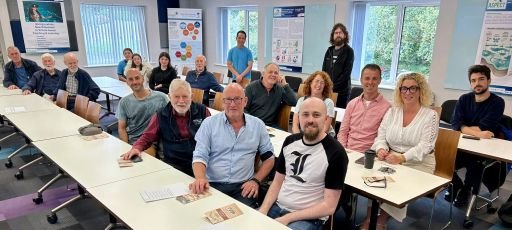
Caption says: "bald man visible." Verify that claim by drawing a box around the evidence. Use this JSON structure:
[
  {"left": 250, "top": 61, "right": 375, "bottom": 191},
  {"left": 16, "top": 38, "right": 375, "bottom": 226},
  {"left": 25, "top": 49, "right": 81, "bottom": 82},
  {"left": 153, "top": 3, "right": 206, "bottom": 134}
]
[
  {"left": 190, "top": 83, "right": 275, "bottom": 208},
  {"left": 57, "top": 52, "right": 100, "bottom": 110},
  {"left": 3, "top": 46, "right": 41, "bottom": 89},
  {"left": 260, "top": 97, "right": 348, "bottom": 229},
  {"left": 185, "top": 55, "right": 224, "bottom": 104}
]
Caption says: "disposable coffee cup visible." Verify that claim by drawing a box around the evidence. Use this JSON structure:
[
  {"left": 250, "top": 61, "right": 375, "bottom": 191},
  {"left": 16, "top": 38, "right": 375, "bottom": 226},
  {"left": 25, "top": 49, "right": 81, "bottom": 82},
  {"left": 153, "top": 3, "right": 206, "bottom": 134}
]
[{"left": 364, "top": 150, "right": 376, "bottom": 169}]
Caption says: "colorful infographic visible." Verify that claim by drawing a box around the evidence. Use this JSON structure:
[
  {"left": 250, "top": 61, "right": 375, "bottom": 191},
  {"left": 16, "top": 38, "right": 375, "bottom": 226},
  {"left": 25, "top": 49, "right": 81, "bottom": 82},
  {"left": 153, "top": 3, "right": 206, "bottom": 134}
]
[
  {"left": 168, "top": 8, "right": 203, "bottom": 72},
  {"left": 272, "top": 6, "right": 305, "bottom": 72},
  {"left": 17, "top": 0, "right": 70, "bottom": 53},
  {"left": 475, "top": 0, "right": 512, "bottom": 94}
]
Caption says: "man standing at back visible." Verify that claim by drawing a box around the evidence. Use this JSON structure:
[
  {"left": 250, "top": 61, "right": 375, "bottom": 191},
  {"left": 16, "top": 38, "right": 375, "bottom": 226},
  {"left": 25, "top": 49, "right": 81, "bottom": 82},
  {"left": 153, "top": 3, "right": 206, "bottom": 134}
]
[
  {"left": 448, "top": 64, "right": 505, "bottom": 206},
  {"left": 117, "top": 68, "right": 168, "bottom": 145},
  {"left": 227, "top": 30, "right": 253, "bottom": 87},
  {"left": 322, "top": 23, "right": 354, "bottom": 108},
  {"left": 3, "top": 46, "right": 41, "bottom": 89}
]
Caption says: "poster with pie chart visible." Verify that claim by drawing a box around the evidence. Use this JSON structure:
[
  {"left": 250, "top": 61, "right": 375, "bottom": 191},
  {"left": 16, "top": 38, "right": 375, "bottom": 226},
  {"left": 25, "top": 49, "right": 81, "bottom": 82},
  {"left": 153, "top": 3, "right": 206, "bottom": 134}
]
[{"left": 168, "top": 8, "right": 203, "bottom": 73}]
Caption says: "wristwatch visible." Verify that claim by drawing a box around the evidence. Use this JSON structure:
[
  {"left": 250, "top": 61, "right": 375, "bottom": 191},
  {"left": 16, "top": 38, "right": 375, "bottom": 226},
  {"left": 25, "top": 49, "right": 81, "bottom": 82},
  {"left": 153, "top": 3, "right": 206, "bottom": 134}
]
[{"left": 250, "top": 177, "right": 261, "bottom": 186}]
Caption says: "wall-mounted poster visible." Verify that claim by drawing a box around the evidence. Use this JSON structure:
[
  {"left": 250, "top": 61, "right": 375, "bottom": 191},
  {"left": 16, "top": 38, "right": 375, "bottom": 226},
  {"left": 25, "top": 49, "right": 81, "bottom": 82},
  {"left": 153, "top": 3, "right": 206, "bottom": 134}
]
[
  {"left": 475, "top": 0, "right": 512, "bottom": 94},
  {"left": 17, "top": 0, "right": 70, "bottom": 53},
  {"left": 272, "top": 6, "right": 305, "bottom": 72},
  {"left": 168, "top": 8, "right": 202, "bottom": 72}
]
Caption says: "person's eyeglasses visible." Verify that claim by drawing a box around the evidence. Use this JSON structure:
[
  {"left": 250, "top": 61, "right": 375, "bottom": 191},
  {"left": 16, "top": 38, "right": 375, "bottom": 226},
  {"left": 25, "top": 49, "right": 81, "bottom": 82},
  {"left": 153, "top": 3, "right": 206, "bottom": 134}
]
[
  {"left": 399, "top": 86, "right": 419, "bottom": 93},
  {"left": 222, "top": 97, "right": 243, "bottom": 105}
]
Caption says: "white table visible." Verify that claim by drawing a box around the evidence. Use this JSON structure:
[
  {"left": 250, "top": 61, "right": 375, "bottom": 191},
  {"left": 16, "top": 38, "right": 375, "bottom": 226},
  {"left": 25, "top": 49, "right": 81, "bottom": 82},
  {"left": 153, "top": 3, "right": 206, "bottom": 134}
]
[
  {"left": 102, "top": 85, "right": 132, "bottom": 98},
  {"left": 33, "top": 134, "right": 171, "bottom": 189},
  {"left": 88, "top": 169, "right": 289, "bottom": 230},
  {"left": 0, "top": 94, "right": 56, "bottom": 115},
  {"left": 0, "top": 87, "right": 22, "bottom": 96},
  {"left": 458, "top": 136, "right": 512, "bottom": 163},
  {"left": 92, "top": 76, "right": 127, "bottom": 88}
]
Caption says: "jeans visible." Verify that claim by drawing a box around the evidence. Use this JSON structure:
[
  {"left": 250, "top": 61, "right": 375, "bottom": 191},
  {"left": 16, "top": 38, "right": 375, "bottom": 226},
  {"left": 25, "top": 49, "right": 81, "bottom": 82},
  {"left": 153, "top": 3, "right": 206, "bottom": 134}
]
[
  {"left": 267, "top": 203, "right": 324, "bottom": 230},
  {"left": 210, "top": 182, "right": 258, "bottom": 208}
]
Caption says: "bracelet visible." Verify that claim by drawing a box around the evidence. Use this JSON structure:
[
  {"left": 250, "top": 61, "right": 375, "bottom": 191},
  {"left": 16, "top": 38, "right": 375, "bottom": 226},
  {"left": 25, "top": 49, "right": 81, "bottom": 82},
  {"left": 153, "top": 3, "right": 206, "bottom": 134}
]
[{"left": 250, "top": 177, "right": 261, "bottom": 186}]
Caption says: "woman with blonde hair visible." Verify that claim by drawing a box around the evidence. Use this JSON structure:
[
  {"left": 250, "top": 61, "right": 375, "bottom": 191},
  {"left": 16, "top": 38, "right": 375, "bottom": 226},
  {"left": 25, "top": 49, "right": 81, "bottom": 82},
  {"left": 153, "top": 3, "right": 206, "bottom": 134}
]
[
  {"left": 360, "top": 72, "right": 439, "bottom": 229},
  {"left": 292, "top": 71, "right": 336, "bottom": 136}
]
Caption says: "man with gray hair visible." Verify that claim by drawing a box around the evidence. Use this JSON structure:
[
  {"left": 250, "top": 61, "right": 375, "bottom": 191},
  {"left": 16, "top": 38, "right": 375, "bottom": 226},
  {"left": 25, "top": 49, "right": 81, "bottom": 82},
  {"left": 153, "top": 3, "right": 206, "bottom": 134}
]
[
  {"left": 22, "top": 53, "right": 61, "bottom": 99},
  {"left": 3, "top": 46, "right": 42, "bottom": 89},
  {"left": 185, "top": 55, "right": 224, "bottom": 104},
  {"left": 122, "top": 79, "right": 210, "bottom": 176}
]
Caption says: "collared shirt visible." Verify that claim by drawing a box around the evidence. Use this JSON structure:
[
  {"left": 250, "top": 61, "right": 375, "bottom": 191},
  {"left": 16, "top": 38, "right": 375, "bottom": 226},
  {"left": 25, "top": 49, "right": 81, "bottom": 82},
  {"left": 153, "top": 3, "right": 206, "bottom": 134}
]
[
  {"left": 245, "top": 80, "right": 297, "bottom": 126},
  {"left": 193, "top": 112, "right": 274, "bottom": 183},
  {"left": 65, "top": 71, "right": 79, "bottom": 95},
  {"left": 338, "top": 93, "right": 390, "bottom": 152}
]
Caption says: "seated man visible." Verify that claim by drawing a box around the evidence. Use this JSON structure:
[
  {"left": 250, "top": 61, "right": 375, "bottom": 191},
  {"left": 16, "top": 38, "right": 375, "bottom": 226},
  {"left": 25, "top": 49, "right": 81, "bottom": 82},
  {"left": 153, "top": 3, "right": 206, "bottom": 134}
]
[
  {"left": 122, "top": 79, "right": 210, "bottom": 176},
  {"left": 117, "top": 68, "right": 168, "bottom": 145},
  {"left": 190, "top": 83, "right": 275, "bottom": 208},
  {"left": 338, "top": 64, "right": 390, "bottom": 152},
  {"left": 3, "top": 46, "right": 42, "bottom": 89},
  {"left": 448, "top": 64, "right": 505, "bottom": 206},
  {"left": 57, "top": 52, "right": 100, "bottom": 110},
  {"left": 259, "top": 97, "right": 348, "bottom": 229},
  {"left": 22, "top": 53, "right": 62, "bottom": 99},
  {"left": 185, "top": 55, "right": 224, "bottom": 104},
  {"left": 245, "top": 63, "right": 297, "bottom": 127},
  {"left": 117, "top": 48, "right": 132, "bottom": 82}
]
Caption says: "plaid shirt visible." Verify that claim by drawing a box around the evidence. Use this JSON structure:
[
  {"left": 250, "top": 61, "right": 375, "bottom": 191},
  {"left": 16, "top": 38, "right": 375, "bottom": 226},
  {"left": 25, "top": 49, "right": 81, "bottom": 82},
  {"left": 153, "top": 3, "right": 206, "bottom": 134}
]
[{"left": 65, "top": 71, "right": 78, "bottom": 95}]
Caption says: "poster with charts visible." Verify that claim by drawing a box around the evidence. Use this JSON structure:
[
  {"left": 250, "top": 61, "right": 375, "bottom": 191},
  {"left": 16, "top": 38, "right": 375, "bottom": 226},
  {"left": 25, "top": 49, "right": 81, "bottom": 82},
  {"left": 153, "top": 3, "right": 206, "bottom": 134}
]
[
  {"left": 272, "top": 6, "right": 305, "bottom": 72},
  {"left": 17, "top": 0, "right": 70, "bottom": 53},
  {"left": 475, "top": 0, "right": 512, "bottom": 95},
  {"left": 168, "top": 8, "right": 203, "bottom": 73}
]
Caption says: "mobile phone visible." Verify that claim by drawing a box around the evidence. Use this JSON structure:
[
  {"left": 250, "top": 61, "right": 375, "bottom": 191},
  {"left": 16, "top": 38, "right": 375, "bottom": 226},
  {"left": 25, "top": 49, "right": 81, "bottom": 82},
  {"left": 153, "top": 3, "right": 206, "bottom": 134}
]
[
  {"left": 269, "top": 133, "right": 275, "bottom": 137},
  {"left": 355, "top": 156, "right": 365, "bottom": 165},
  {"left": 462, "top": 135, "right": 480, "bottom": 140},
  {"left": 131, "top": 156, "right": 143, "bottom": 163}
]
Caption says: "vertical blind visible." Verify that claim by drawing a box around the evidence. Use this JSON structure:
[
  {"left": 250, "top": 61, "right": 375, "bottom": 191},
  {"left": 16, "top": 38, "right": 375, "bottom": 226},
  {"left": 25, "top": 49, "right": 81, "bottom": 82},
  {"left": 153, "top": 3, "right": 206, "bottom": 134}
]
[{"left": 80, "top": 4, "right": 149, "bottom": 66}]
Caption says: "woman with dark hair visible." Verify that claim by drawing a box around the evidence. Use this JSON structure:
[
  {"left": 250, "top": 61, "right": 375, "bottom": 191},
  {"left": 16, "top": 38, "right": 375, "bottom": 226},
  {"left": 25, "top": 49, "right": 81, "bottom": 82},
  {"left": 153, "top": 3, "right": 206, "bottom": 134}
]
[
  {"left": 148, "top": 52, "right": 177, "bottom": 94},
  {"left": 124, "top": 53, "right": 152, "bottom": 88}
]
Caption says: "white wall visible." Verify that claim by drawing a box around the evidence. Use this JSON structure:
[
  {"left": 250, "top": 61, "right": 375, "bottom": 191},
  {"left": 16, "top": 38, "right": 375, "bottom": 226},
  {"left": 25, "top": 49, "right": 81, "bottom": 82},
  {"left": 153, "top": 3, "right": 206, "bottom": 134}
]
[{"left": 0, "top": 0, "right": 165, "bottom": 79}]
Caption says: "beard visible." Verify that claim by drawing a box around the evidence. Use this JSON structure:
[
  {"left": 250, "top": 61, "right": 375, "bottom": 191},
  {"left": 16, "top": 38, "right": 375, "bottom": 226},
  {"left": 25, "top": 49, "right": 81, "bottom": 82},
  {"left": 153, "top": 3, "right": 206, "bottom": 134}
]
[
  {"left": 473, "top": 86, "right": 489, "bottom": 95},
  {"left": 333, "top": 37, "right": 347, "bottom": 46},
  {"left": 302, "top": 124, "right": 320, "bottom": 141}
]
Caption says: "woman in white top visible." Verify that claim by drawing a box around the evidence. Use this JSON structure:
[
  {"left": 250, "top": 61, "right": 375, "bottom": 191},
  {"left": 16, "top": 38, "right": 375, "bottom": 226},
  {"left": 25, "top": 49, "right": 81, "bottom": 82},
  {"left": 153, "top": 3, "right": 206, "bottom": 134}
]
[
  {"left": 124, "top": 53, "right": 152, "bottom": 88},
  {"left": 360, "top": 72, "right": 438, "bottom": 230},
  {"left": 291, "top": 71, "right": 336, "bottom": 136}
]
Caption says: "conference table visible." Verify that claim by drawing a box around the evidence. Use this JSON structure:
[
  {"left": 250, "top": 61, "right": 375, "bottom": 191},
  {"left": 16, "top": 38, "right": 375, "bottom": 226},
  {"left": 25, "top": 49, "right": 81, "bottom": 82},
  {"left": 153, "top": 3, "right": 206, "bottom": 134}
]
[
  {"left": 344, "top": 152, "right": 450, "bottom": 230},
  {"left": 92, "top": 76, "right": 127, "bottom": 88},
  {"left": 92, "top": 76, "right": 131, "bottom": 117},
  {"left": 0, "top": 94, "right": 56, "bottom": 115}
]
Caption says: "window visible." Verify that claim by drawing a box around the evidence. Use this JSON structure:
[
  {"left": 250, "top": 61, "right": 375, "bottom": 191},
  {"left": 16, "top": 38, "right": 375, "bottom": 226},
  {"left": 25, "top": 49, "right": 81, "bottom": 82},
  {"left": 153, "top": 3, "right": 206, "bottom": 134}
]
[
  {"left": 219, "top": 7, "right": 258, "bottom": 66},
  {"left": 80, "top": 4, "right": 149, "bottom": 66},
  {"left": 351, "top": 2, "right": 439, "bottom": 87}
]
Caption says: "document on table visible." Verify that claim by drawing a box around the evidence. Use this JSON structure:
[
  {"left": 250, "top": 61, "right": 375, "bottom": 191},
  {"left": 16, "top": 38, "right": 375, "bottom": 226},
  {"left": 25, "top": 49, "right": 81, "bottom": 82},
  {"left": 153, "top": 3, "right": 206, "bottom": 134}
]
[
  {"left": 139, "top": 183, "right": 188, "bottom": 202},
  {"left": 4, "top": 106, "right": 26, "bottom": 113},
  {"left": 204, "top": 203, "right": 243, "bottom": 224}
]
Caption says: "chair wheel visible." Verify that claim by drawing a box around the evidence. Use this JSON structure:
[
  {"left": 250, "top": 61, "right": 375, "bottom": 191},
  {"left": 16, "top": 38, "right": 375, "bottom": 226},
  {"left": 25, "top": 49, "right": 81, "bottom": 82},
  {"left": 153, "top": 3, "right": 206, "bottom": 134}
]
[
  {"left": 47, "top": 213, "right": 58, "bottom": 224},
  {"left": 14, "top": 171, "right": 24, "bottom": 180},
  {"left": 487, "top": 206, "right": 497, "bottom": 214},
  {"left": 33, "top": 196, "right": 43, "bottom": 204},
  {"left": 5, "top": 161, "right": 12, "bottom": 168},
  {"left": 463, "top": 219, "right": 474, "bottom": 229}
]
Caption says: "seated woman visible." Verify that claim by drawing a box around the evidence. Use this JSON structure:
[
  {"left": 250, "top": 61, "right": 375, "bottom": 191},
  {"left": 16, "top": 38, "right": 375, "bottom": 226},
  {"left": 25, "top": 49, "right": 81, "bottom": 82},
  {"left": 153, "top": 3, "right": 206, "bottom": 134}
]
[
  {"left": 361, "top": 72, "right": 438, "bottom": 229},
  {"left": 124, "top": 53, "right": 152, "bottom": 88},
  {"left": 148, "top": 52, "right": 178, "bottom": 94},
  {"left": 291, "top": 71, "right": 336, "bottom": 136}
]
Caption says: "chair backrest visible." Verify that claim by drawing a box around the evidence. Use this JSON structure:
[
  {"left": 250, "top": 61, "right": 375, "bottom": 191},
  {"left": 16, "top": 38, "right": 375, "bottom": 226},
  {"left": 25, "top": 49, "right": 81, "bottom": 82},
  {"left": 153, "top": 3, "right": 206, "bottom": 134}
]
[
  {"left": 276, "top": 104, "right": 292, "bottom": 131},
  {"left": 85, "top": 101, "right": 101, "bottom": 124},
  {"left": 74, "top": 94, "right": 90, "bottom": 119},
  {"left": 181, "top": 66, "right": 190, "bottom": 76},
  {"left": 212, "top": 92, "right": 223, "bottom": 111},
  {"left": 433, "top": 128, "right": 460, "bottom": 179},
  {"left": 330, "top": 92, "right": 338, "bottom": 105},
  {"left": 440, "top": 100, "right": 457, "bottom": 124},
  {"left": 331, "top": 110, "right": 337, "bottom": 128},
  {"left": 349, "top": 86, "right": 363, "bottom": 101},
  {"left": 285, "top": 76, "right": 303, "bottom": 92},
  {"left": 251, "top": 70, "right": 261, "bottom": 82},
  {"left": 191, "top": 88, "right": 205, "bottom": 104},
  {"left": 297, "top": 84, "right": 306, "bottom": 98},
  {"left": 56, "top": 89, "right": 69, "bottom": 108},
  {"left": 213, "top": 72, "right": 223, "bottom": 84}
]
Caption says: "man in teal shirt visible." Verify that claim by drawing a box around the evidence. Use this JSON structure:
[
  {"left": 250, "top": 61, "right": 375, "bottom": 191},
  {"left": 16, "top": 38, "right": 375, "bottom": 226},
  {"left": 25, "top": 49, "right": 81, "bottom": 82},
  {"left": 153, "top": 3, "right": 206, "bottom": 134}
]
[{"left": 227, "top": 30, "right": 253, "bottom": 86}]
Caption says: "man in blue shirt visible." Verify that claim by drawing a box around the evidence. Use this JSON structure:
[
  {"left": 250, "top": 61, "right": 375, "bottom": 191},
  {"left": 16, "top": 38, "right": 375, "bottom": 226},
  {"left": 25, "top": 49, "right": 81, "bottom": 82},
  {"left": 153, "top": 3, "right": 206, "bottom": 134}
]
[
  {"left": 117, "top": 48, "right": 132, "bottom": 82},
  {"left": 3, "top": 46, "right": 42, "bottom": 89},
  {"left": 22, "top": 53, "right": 61, "bottom": 99},
  {"left": 227, "top": 30, "right": 253, "bottom": 87},
  {"left": 185, "top": 55, "right": 224, "bottom": 104},
  {"left": 190, "top": 83, "right": 275, "bottom": 208}
]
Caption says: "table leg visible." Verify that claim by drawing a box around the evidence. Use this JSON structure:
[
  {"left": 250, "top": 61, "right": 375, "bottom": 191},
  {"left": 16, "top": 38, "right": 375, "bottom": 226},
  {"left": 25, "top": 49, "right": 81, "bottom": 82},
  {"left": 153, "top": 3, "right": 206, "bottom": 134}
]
[
  {"left": 99, "top": 92, "right": 115, "bottom": 119},
  {"left": 369, "top": 199, "right": 379, "bottom": 230}
]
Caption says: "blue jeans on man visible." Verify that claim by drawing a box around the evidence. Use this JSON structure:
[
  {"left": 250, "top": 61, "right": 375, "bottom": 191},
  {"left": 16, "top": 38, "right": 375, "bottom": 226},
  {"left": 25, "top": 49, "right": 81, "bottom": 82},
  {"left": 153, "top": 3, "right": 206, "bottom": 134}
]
[{"left": 267, "top": 203, "right": 324, "bottom": 230}]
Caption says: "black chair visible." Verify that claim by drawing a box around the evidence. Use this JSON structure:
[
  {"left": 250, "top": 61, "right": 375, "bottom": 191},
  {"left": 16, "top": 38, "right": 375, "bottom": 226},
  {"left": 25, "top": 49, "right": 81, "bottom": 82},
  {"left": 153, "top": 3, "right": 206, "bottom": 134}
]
[
  {"left": 251, "top": 70, "right": 261, "bottom": 82},
  {"left": 348, "top": 86, "right": 363, "bottom": 101},
  {"left": 440, "top": 100, "right": 457, "bottom": 124},
  {"left": 285, "top": 76, "right": 302, "bottom": 92}
]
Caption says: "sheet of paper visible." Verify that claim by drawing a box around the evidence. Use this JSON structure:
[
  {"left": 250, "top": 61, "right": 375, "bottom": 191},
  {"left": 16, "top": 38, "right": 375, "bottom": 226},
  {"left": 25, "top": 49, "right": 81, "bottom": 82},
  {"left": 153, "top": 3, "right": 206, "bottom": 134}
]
[
  {"left": 204, "top": 203, "right": 243, "bottom": 224},
  {"left": 176, "top": 191, "right": 211, "bottom": 204},
  {"left": 139, "top": 183, "right": 188, "bottom": 202},
  {"left": 117, "top": 159, "right": 133, "bottom": 168},
  {"left": 5, "top": 106, "right": 26, "bottom": 113}
]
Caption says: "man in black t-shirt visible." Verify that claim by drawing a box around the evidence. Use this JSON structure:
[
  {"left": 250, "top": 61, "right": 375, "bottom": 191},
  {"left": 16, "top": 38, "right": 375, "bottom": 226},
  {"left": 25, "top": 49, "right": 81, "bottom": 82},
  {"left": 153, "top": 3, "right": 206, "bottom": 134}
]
[{"left": 259, "top": 97, "right": 348, "bottom": 229}]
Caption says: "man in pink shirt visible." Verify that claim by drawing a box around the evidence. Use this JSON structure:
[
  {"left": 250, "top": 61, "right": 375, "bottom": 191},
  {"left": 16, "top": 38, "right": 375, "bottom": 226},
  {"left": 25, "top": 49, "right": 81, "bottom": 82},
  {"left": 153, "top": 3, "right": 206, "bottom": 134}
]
[{"left": 338, "top": 64, "right": 390, "bottom": 153}]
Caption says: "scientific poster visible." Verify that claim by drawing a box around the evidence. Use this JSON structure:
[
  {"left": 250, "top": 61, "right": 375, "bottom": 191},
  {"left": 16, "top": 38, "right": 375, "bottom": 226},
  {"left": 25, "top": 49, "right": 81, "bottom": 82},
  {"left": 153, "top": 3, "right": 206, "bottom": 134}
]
[
  {"left": 17, "top": 0, "right": 70, "bottom": 53},
  {"left": 272, "top": 6, "right": 305, "bottom": 72},
  {"left": 475, "top": 0, "right": 512, "bottom": 94},
  {"left": 168, "top": 8, "right": 203, "bottom": 73}
]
